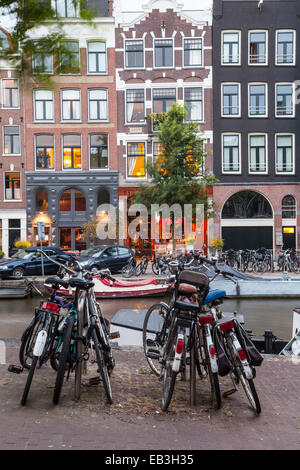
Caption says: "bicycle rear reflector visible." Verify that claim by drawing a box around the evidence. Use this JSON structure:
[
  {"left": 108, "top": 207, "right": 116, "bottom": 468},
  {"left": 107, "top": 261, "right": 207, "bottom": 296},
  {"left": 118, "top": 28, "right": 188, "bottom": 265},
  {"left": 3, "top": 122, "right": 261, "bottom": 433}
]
[
  {"left": 42, "top": 302, "right": 60, "bottom": 313},
  {"left": 199, "top": 315, "right": 214, "bottom": 325},
  {"left": 238, "top": 349, "right": 247, "bottom": 361},
  {"left": 176, "top": 338, "right": 184, "bottom": 354},
  {"left": 210, "top": 346, "right": 216, "bottom": 357},
  {"left": 219, "top": 320, "right": 235, "bottom": 332}
]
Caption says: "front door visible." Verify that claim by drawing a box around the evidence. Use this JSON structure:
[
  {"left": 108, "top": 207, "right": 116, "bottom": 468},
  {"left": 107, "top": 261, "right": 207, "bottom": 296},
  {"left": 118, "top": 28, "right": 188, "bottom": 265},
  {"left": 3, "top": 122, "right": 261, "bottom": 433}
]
[{"left": 282, "top": 226, "right": 296, "bottom": 250}]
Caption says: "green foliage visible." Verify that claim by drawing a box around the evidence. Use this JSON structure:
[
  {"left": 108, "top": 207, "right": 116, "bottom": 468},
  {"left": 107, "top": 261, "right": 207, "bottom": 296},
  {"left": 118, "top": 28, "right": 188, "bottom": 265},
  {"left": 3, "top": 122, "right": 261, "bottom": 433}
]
[
  {"left": 1, "top": 0, "right": 94, "bottom": 85},
  {"left": 134, "top": 102, "right": 218, "bottom": 217}
]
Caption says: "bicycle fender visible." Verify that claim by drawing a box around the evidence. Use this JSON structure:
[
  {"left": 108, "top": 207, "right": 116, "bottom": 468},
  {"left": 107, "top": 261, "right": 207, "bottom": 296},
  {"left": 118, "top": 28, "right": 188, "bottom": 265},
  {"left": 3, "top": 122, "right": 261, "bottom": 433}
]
[
  {"left": 33, "top": 330, "right": 47, "bottom": 357},
  {"left": 172, "top": 333, "right": 184, "bottom": 373}
]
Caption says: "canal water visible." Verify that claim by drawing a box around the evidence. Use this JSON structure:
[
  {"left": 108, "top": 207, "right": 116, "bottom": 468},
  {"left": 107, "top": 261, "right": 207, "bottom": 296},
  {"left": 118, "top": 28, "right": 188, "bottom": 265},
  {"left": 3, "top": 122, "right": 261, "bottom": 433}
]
[{"left": 0, "top": 295, "right": 297, "bottom": 342}]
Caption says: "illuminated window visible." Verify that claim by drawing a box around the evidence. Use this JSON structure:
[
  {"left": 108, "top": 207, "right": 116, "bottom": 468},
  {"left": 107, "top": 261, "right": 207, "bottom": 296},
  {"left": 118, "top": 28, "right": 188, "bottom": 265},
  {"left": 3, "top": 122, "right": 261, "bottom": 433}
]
[
  {"left": 5, "top": 173, "right": 21, "bottom": 200},
  {"left": 2, "top": 79, "right": 19, "bottom": 108},
  {"left": 35, "top": 135, "right": 54, "bottom": 169},
  {"left": 36, "top": 189, "right": 48, "bottom": 211},
  {"left": 63, "top": 134, "right": 81, "bottom": 169},
  {"left": 127, "top": 143, "right": 146, "bottom": 178}
]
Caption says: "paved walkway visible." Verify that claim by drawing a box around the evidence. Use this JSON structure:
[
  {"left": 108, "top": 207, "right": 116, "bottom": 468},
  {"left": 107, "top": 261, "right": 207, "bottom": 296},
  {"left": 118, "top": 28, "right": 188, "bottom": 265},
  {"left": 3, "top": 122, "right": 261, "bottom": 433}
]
[{"left": 0, "top": 344, "right": 299, "bottom": 450}]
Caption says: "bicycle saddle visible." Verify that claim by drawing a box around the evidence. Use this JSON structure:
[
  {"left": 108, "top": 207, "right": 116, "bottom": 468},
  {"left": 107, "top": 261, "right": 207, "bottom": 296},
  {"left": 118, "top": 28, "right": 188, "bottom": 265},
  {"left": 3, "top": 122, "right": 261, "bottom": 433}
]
[
  {"left": 69, "top": 277, "right": 94, "bottom": 290},
  {"left": 170, "top": 283, "right": 197, "bottom": 295},
  {"left": 45, "top": 276, "right": 69, "bottom": 290}
]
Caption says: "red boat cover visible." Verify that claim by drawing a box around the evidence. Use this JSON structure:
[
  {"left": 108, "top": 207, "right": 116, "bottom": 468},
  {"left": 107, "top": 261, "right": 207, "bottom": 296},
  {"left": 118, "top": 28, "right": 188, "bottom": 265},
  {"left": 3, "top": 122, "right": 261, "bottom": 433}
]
[{"left": 99, "top": 277, "right": 158, "bottom": 288}]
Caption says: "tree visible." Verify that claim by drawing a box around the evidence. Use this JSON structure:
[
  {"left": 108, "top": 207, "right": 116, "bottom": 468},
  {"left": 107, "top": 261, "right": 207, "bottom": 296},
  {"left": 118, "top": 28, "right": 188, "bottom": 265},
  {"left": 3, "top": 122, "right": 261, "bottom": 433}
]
[
  {"left": 133, "top": 102, "right": 218, "bottom": 253},
  {"left": 0, "top": 0, "right": 94, "bottom": 84}
]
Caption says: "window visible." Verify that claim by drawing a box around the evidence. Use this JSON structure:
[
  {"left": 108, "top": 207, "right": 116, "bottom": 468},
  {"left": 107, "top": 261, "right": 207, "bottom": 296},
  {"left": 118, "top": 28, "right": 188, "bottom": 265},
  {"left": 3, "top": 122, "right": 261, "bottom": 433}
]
[
  {"left": 249, "top": 135, "right": 267, "bottom": 173},
  {"left": 63, "top": 135, "right": 81, "bottom": 169},
  {"left": 125, "top": 40, "right": 144, "bottom": 68},
  {"left": 276, "top": 31, "right": 295, "bottom": 65},
  {"left": 184, "top": 88, "right": 203, "bottom": 121},
  {"left": 0, "top": 30, "right": 10, "bottom": 50},
  {"left": 276, "top": 84, "right": 294, "bottom": 117},
  {"left": 222, "top": 31, "right": 240, "bottom": 65},
  {"left": 55, "top": 0, "right": 77, "bottom": 17},
  {"left": 3, "top": 126, "right": 20, "bottom": 155},
  {"left": 32, "top": 43, "right": 53, "bottom": 74},
  {"left": 127, "top": 143, "right": 146, "bottom": 178},
  {"left": 34, "top": 90, "right": 54, "bottom": 121},
  {"left": 154, "top": 39, "right": 173, "bottom": 68},
  {"left": 222, "top": 190, "right": 272, "bottom": 219},
  {"left": 59, "top": 189, "right": 86, "bottom": 212},
  {"left": 35, "top": 135, "right": 54, "bottom": 169},
  {"left": 276, "top": 134, "right": 294, "bottom": 174},
  {"left": 222, "top": 134, "right": 240, "bottom": 173},
  {"left": 90, "top": 134, "right": 108, "bottom": 169},
  {"left": 61, "top": 89, "right": 80, "bottom": 120},
  {"left": 249, "top": 84, "right": 267, "bottom": 117},
  {"left": 184, "top": 38, "right": 202, "bottom": 66},
  {"left": 2, "top": 79, "right": 19, "bottom": 108},
  {"left": 88, "top": 89, "right": 107, "bottom": 121},
  {"left": 5, "top": 173, "right": 21, "bottom": 200},
  {"left": 282, "top": 195, "right": 296, "bottom": 218},
  {"left": 60, "top": 41, "right": 79, "bottom": 74},
  {"left": 36, "top": 189, "right": 48, "bottom": 211},
  {"left": 153, "top": 88, "right": 176, "bottom": 113},
  {"left": 153, "top": 142, "right": 163, "bottom": 159},
  {"left": 87, "top": 42, "right": 106, "bottom": 73},
  {"left": 126, "top": 89, "right": 145, "bottom": 123},
  {"left": 222, "top": 84, "right": 240, "bottom": 116},
  {"left": 249, "top": 31, "right": 267, "bottom": 65}
]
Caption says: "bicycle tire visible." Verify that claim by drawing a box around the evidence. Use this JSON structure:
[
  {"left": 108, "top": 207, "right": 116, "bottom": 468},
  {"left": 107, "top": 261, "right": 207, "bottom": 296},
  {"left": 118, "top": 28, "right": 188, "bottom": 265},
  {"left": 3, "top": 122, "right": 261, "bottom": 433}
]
[
  {"left": 239, "top": 375, "right": 261, "bottom": 415},
  {"left": 121, "top": 264, "right": 134, "bottom": 278},
  {"left": 202, "top": 329, "right": 221, "bottom": 409},
  {"left": 19, "top": 314, "right": 43, "bottom": 369},
  {"left": 152, "top": 262, "right": 160, "bottom": 275},
  {"left": 91, "top": 327, "right": 113, "bottom": 404},
  {"left": 21, "top": 355, "right": 38, "bottom": 406},
  {"left": 53, "top": 316, "right": 74, "bottom": 405},
  {"left": 161, "top": 329, "right": 178, "bottom": 412},
  {"left": 135, "top": 262, "right": 143, "bottom": 276},
  {"left": 143, "top": 303, "right": 169, "bottom": 376}
]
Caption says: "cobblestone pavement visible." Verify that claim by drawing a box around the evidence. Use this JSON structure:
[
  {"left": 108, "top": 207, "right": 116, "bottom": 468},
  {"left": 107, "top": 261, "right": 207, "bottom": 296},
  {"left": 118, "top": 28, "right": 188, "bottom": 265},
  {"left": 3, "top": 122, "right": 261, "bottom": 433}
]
[{"left": 0, "top": 344, "right": 299, "bottom": 450}]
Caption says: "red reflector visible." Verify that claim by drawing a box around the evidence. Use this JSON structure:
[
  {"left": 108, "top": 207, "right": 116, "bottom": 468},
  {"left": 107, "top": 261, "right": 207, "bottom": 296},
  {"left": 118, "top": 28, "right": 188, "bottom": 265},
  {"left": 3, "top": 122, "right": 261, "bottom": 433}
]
[
  {"left": 238, "top": 349, "right": 247, "bottom": 361},
  {"left": 176, "top": 339, "right": 184, "bottom": 354},
  {"left": 219, "top": 320, "right": 235, "bottom": 332},
  {"left": 42, "top": 302, "right": 60, "bottom": 313},
  {"left": 210, "top": 346, "right": 216, "bottom": 357},
  {"left": 199, "top": 315, "right": 214, "bottom": 325}
]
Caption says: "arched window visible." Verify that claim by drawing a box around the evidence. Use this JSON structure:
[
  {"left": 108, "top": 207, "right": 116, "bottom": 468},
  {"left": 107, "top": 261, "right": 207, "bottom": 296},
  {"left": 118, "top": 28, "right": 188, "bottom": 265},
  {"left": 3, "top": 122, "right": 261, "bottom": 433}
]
[
  {"left": 60, "top": 189, "right": 86, "bottom": 212},
  {"left": 282, "top": 195, "right": 296, "bottom": 219},
  {"left": 0, "top": 29, "right": 10, "bottom": 50},
  {"left": 222, "top": 190, "right": 273, "bottom": 219},
  {"left": 97, "top": 188, "right": 110, "bottom": 206},
  {"left": 36, "top": 189, "right": 48, "bottom": 212}
]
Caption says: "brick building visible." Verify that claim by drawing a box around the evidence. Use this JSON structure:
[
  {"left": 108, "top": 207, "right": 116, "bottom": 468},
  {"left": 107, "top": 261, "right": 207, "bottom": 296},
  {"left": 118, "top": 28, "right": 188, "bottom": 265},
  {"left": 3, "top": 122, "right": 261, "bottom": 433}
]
[
  {"left": 24, "top": 0, "right": 118, "bottom": 251},
  {"left": 0, "top": 26, "right": 27, "bottom": 257},
  {"left": 114, "top": 0, "right": 213, "bottom": 253},
  {"left": 212, "top": 0, "right": 300, "bottom": 253}
]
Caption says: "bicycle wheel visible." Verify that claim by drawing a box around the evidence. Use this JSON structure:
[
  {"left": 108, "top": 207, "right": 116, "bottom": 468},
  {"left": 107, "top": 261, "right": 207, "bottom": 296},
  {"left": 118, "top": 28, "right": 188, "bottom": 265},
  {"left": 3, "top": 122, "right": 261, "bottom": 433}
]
[
  {"left": 53, "top": 316, "right": 74, "bottom": 405},
  {"left": 201, "top": 329, "right": 221, "bottom": 409},
  {"left": 91, "top": 327, "right": 113, "bottom": 404},
  {"left": 152, "top": 262, "right": 160, "bottom": 275},
  {"left": 20, "top": 355, "right": 38, "bottom": 406},
  {"left": 135, "top": 262, "right": 143, "bottom": 276},
  {"left": 161, "top": 328, "right": 178, "bottom": 412},
  {"left": 121, "top": 264, "right": 134, "bottom": 278},
  {"left": 143, "top": 303, "right": 169, "bottom": 376},
  {"left": 238, "top": 374, "right": 261, "bottom": 415}
]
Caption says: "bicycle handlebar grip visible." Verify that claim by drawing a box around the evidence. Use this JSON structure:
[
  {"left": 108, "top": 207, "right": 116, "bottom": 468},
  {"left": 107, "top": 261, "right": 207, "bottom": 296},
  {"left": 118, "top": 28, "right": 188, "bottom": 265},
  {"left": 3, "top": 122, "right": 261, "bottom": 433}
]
[{"left": 198, "top": 256, "right": 216, "bottom": 266}]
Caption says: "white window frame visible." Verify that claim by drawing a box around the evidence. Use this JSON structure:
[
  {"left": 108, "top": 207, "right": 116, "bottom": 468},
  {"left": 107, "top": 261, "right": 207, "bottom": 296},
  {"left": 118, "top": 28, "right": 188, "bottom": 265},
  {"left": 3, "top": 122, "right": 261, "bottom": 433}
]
[
  {"left": 221, "top": 133, "right": 241, "bottom": 174},
  {"left": 275, "top": 133, "right": 295, "bottom": 175},
  {"left": 1, "top": 78, "right": 20, "bottom": 109},
  {"left": 61, "top": 88, "right": 81, "bottom": 122},
  {"left": 248, "top": 30, "right": 268, "bottom": 66},
  {"left": 126, "top": 141, "right": 147, "bottom": 180},
  {"left": 2, "top": 125, "right": 21, "bottom": 156},
  {"left": 33, "top": 89, "right": 54, "bottom": 122},
  {"left": 221, "top": 30, "right": 241, "bottom": 66},
  {"left": 124, "top": 39, "right": 145, "bottom": 70},
  {"left": 88, "top": 88, "right": 108, "bottom": 122},
  {"left": 4, "top": 171, "right": 21, "bottom": 202},
  {"left": 275, "top": 82, "right": 295, "bottom": 118},
  {"left": 248, "top": 133, "right": 268, "bottom": 175},
  {"left": 248, "top": 82, "right": 268, "bottom": 118},
  {"left": 221, "top": 82, "right": 241, "bottom": 118},
  {"left": 62, "top": 134, "right": 82, "bottom": 171},
  {"left": 87, "top": 41, "right": 107, "bottom": 75},
  {"left": 275, "top": 30, "right": 296, "bottom": 66},
  {"left": 183, "top": 86, "right": 204, "bottom": 122},
  {"left": 183, "top": 37, "right": 203, "bottom": 68},
  {"left": 34, "top": 134, "right": 55, "bottom": 171},
  {"left": 153, "top": 38, "right": 174, "bottom": 69},
  {"left": 32, "top": 44, "right": 53, "bottom": 75},
  {"left": 89, "top": 133, "right": 109, "bottom": 171},
  {"left": 125, "top": 88, "right": 146, "bottom": 125},
  {"left": 53, "top": 0, "right": 79, "bottom": 18},
  {"left": 59, "top": 40, "right": 80, "bottom": 75}
]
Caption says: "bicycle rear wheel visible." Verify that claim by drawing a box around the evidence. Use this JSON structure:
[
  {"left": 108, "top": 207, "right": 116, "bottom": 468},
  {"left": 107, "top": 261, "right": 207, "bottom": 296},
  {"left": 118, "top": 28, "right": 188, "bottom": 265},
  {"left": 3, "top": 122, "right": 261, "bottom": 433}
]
[
  {"left": 91, "top": 327, "right": 113, "bottom": 404},
  {"left": 20, "top": 355, "right": 38, "bottom": 406},
  {"left": 201, "top": 329, "right": 221, "bottom": 409},
  {"left": 53, "top": 316, "right": 74, "bottom": 405},
  {"left": 143, "top": 303, "right": 169, "bottom": 376},
  {"left": 239, "top": 373, "right": 261, "bottom": 414},
  {"left": 161, "top": 330, "right": 178, "bottom": 412},
  {"left": 19, "top": 314, "right": 43, "bottom": 369}
]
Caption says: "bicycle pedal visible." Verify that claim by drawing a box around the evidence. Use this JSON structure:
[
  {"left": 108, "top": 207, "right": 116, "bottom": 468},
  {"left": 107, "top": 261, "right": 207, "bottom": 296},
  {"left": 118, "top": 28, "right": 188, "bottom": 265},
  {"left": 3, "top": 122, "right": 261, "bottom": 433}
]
[
  {"left": 8, "top": 364, "right": 23, "bottom": 374},
  {"left": 109, "top": 331, "right": 120, "bottom": 340},
  {"left": 223, "top": 388, "right": 237, "bottom": 398}
]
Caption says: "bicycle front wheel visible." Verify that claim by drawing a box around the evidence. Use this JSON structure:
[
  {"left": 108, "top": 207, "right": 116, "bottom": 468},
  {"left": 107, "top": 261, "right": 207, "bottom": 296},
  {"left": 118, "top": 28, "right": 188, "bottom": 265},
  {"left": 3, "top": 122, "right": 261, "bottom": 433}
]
[
  {"left": 53, "top": 316, "right": 74, "bottom": 405},
  {"left": 91, "top": 327, "right": 113, "bottom": 404},
  {"left": 143, "top": 303, "right": 169, "bottom": 376},
  {"left": 161, "top": 331, "right": 177, "bottom": 412},
  {"left": 239, "top": 374, "right": 261, "bottom": 414}
]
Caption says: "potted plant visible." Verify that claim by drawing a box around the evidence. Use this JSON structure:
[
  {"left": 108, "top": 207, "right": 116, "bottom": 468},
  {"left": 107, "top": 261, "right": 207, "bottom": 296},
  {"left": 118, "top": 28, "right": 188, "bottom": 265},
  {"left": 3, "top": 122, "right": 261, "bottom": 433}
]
[
  {"left": 209, "top": 237, "right": 224, "bottom": 257},
  {"left": 14, "top": 240, "right": 31, "bottom": 250}
]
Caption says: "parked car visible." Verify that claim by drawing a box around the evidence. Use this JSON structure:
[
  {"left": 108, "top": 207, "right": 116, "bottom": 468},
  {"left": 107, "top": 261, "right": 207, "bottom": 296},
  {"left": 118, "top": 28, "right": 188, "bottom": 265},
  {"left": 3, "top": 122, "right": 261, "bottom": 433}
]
[
  {"left": 77, "top": 246, "right": 136, "bottom": 273},
  {"left": 0, "top": 247, "right": 71, "bottom": 278}
]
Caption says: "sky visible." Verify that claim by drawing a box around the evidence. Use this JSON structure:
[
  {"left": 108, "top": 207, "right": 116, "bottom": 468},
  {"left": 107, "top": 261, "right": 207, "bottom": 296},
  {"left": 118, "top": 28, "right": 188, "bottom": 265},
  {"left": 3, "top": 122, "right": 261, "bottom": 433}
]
[{"left": 0, "top": 6, "right": 16, "bottom": 32}]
